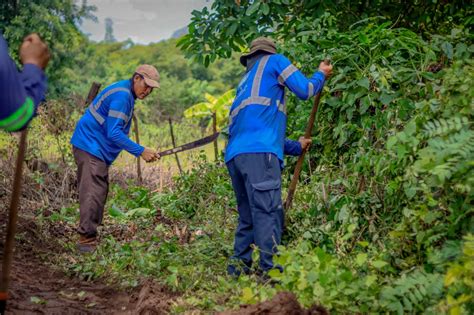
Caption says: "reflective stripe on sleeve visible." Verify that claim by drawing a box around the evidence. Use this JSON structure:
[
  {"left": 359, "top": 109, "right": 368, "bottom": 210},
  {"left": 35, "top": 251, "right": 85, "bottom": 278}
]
[
  {"left": 108, "top": 110, "right": 130, "bottom": 122},
  {"left": 277, "top": 64, "right": 298, "bottom": 85},
  {"left": 0, "top": 97, "right": 34, "bottom": 131}
]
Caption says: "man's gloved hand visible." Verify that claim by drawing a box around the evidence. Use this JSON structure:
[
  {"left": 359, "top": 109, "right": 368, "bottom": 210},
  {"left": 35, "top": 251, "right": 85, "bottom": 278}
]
[
  {"left": 20, "top": 33, "right": 50, "bottom": 70},
  {"left": 298, "top": 136, "right": 312, "bottom": 152},
  {"left": 141, "top": 147, "right": 160, "bottom": 162}
]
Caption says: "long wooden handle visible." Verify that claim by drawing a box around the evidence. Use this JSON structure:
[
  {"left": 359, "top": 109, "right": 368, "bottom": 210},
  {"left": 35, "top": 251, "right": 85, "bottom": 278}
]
[
  {"left": 84, "top": 82, "right": 101, "bottom": 107},
  {"left": 0, "top": 129, "right": 28, "bottom": 315},
  {"left": 284, "top": 59, "right": 330, "bottom": 210}
]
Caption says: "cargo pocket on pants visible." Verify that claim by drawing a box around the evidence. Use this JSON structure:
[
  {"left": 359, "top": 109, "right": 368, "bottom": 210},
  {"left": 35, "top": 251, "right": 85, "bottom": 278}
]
[{"left": 251, "top": 179, "right": 281, "bottom": 213}]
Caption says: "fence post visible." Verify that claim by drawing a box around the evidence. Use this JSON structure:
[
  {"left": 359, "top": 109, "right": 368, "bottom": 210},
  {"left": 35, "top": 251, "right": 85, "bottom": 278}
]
[
  {"left": 212, "top": 112, "right": 218, "bottom": 162},
  {"left": 84, "top": 82, "right": 101, "bottom": 106},
  {"left": 132, "top": 115, "right": 142, "bottom": 184},
  {"left": 168, "top": 118, "right": 183, "bottom": 175}
]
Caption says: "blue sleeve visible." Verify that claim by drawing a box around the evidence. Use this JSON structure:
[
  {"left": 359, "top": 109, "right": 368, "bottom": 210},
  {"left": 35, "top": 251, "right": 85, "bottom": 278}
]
[
  {"left": 105, "top": 99, "right": 144, "bottom": 157},
  {"left": 274, "top": 55, "right": 325, "bottom": 100},
  {"left": 20, "top": 64, "right": 47, "bottom": 109},
  {"left": 284, "top": 139, "right": 302, "bottom": 156},
  {"left": 0, "top": 34, "right": 47, "bottom": 131}
]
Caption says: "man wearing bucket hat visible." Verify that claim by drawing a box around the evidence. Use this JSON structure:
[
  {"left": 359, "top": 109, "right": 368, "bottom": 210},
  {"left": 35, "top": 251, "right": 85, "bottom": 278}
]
[
  {"left": 70, "top": 64, "right": 161, "bottom": 252},
  {"left": 226, "top": 37, "right": 333, "bottom": 277}
]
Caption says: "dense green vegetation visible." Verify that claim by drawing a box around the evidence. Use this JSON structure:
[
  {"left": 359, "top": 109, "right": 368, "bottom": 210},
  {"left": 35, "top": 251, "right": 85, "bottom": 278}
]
[{"left": 1, "top": 0, "right": 473, "bottom": 314}]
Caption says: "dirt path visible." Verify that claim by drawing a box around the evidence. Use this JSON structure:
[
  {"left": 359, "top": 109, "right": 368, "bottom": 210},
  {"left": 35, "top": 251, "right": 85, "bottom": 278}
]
[{"left": 0, "top": 204, "right": 177, "bottom": 315}]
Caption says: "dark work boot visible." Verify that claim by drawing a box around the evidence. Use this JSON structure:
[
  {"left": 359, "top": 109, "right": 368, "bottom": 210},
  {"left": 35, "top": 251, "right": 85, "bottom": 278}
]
[{"left": 77, "top": 235, "right": 97, "bottom": 253}]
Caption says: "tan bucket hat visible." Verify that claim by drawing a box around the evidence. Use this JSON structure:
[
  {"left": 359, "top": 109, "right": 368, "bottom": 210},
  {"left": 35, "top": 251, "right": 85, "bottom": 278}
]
[
  {"left": 240, "top": 37, "right": 277, "bottom": 66},
  {"left": 135, "top": 64, "right": 160, "bottom": 88}
]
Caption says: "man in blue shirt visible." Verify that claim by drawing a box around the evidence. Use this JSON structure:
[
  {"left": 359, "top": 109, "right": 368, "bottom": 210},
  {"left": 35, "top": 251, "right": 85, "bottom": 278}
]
[
  {"left": 0, "top": 33, "right": 49, "bottom": 131},
  {"left": 71, "top": 65, "right": 160, "bottom": 252},
  {"left": 226, "top": 37, "right": 333, "bottom": 277}
]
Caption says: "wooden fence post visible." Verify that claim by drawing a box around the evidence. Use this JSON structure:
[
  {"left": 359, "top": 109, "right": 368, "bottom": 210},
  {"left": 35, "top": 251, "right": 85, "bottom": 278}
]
[
  {"left": 132, "top": 115, "right": 142, "bottom": 184},
  {"left": 168, "top": 118, "right": 183, "bottom": 175},
  {"left": 84, "top": 82, "right": 101, "bottom": 106},
  {"left": 212, "top": 113, "right": 218, "bottom": 162}
]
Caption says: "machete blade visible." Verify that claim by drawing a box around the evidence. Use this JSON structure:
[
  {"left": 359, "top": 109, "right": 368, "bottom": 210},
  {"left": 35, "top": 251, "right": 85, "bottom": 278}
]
[{"left": 158, "top": 132, "right": 220, "bottom": 157}]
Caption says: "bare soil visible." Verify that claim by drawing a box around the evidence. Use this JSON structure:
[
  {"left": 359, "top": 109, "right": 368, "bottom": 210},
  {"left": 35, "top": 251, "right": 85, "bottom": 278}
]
[
  {"left": 218, "top": 292, "right": 328, "bottom": 315},
  {"left": 0, "top": 200, "right": 177, "bottom": 314}
]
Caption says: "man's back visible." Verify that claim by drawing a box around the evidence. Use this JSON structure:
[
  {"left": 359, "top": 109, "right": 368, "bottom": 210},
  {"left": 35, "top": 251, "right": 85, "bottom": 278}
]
[
  {"left": 225, "top": 53, "right": 325, "bottom": 163},
  {"left": 71, "top": 80, "right": 138, "bottom": 165}
]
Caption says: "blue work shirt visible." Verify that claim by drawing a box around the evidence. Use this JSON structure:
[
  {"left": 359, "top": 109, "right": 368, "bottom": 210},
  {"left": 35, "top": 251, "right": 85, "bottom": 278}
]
[
  {"left": 225, "top": 53, "right": 325, "bottom": 165},
  {"left": 0, "top": 33, "right": 47, "bottom": 131},
  {"left": 70, "top": 80, "right": 144, "bottom": 165}
]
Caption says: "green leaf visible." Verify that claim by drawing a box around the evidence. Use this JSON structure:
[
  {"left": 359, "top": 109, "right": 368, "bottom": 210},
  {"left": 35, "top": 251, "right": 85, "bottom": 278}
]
[
  {"left": 404, "top": 120, "right": 417, "bottom": 136},
  {"left": 126, "top": 207, "right": 152, "bottom": 218},
  {"left": 246, "top": 1, "right": 261, "bottom": 16},
  {"left": 372, "top": 260, "right": 388, "bottom": 269},
  {"left": 226, "top": 23, "right": 238, "bottom": 36},
  {"left": 356, "top": 253, "right": 368, "bottom": 266},
  {"left": 386, "top": 136, "right": 397, "bottom": 150},
  {"left": 109, "top": 205, "right": 125, "bottom": 218},
  {"left": 261, "top": 3, "right": 270, "bottom": 15},
  {"left": 268, "top": 268, "right": 282, "bottom": 279},
  {"left": 441, "top": 41, "right": 453, "bottom": 59},
  {"left": 357, "top": 77, "right": 370, "bottom": 90},
  {"left": 365, "top": 275, "right": 377, "bottom": 287},
  {"left": 241, "top": 287, "right": 255, "bottom": 303},
  {"left": 30, "top": 296, "right": 47, "bottom": 305}
]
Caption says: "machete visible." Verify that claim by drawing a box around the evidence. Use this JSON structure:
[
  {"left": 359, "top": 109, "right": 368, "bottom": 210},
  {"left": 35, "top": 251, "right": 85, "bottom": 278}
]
[{"left": 157, "top": 132, "right": 220, "bottom": 157}]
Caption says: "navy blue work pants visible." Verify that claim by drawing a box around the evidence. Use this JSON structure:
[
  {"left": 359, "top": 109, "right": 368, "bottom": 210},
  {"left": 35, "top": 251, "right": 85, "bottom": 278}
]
[{"left": 226, "top": 153, "right": 284, "bottom": 274}]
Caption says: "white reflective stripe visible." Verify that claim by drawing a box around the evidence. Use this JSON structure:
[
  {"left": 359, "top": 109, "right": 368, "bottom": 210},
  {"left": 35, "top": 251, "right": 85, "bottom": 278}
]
[
  {"left": 278, "top": 64, "right": 298, "bottom": 85},
  {"left": 89, "top": 104, "right": 105, "bottom": 125},
  {"left": 93, "top": 87, "right": 130, "bottom": 110},
  {"left": 277, "top": 100, "right": 286, "bottom": 115},
  {"left": 88, "top": 87, "right": 131, "bottom": 125},
  {"left": 229, "top": 96, "right": 271, "bottom": 125},
  {"left": 109, "top": 110, "right": 130, "bottom": 122},
  {"left": 251, "top": 55, "right": 270, "bottom": 96},
  {"left": 307, "top": 82, "right": 314, "bottom": 100}
]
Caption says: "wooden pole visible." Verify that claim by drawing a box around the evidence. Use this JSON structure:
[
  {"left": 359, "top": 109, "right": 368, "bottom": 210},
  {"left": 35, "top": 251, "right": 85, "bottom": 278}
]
[
  {"left": 212, "top": 113, "right": 218, "bottom": 162},
  {"left": 168, "top": 118, "right": 183, "bottom": 175},
  {"left": 132, "top": 115, "right": 142, "bottom": 184},
  {"left": 0, "top": 129, "right": 28, "bottom": 315},
  {"left": 284, "top": 60, "right": 330, "bottom": 210},
  {"left": 84, "top": 82, "right": 101, "bottom": 106}
]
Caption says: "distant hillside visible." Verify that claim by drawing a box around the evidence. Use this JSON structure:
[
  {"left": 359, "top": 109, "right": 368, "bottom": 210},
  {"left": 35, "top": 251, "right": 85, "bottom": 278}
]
[{"left": 171, "top": 26, "right": 188, "bottom": 39}]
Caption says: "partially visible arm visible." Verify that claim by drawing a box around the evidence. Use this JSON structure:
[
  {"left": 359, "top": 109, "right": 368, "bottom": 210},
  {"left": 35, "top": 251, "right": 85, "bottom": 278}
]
[
  {"left": 105, "top": 99, "right": 145, "bottom": 157},
  {"left": 284, "top": 139, "right": 302, "bottom": 156},
  {"left": 275, "top": 55, "right": 325, "bottom": 101},
  {"left": 0, "top": 34, "right": 47, "bottom": 131}
]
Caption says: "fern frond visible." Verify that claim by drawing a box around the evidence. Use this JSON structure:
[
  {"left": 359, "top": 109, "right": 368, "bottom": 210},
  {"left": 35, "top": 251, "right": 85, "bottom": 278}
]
[
  {"left": 422, "top": 116, "right": 470, "bottom": 138},
  {"left": 381, "top": 270, "right": 443, "bottom": 315}
]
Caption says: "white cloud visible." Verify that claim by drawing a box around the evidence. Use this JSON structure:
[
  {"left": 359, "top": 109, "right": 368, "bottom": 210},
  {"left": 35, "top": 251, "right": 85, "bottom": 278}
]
[{"left": 79, "top": 0, "right": 210, "bottom": 43}]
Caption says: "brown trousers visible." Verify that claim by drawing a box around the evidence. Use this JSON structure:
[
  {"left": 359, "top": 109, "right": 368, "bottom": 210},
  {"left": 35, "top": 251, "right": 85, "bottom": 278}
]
[{"left": 73, "top": 147, "right": 109, "bottom": 238}]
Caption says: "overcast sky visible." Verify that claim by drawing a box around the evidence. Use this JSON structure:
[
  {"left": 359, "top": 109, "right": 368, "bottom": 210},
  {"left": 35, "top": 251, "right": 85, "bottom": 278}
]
[{"left": 79, "top": 0, "right": 211, "bottom": 44}]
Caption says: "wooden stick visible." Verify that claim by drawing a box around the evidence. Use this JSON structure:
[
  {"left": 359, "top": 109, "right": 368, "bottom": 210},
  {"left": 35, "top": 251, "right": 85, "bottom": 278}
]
[
  {"left": 132, "top": 115, "right": 142, "bottom": 184},
  {"left": 0, "top": 129, "right": 28, "bottom": 315},
  {"left": 212, "top": 113, "right": 218, "bottom": 161},
  {"left": 168, "top": 118, "right": 183, "bottom": 175},
  {"left": 284, "top": 60, "right": 330, "bottom": 210},
  {"left": 84, "top": 82, "right": 101, "bottom": 107}
]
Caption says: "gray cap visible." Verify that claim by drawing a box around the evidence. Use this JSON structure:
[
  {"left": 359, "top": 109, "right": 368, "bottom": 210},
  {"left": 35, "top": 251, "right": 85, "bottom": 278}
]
[{"left": 240, "top": 37, "right": 277, "bottom": 66}]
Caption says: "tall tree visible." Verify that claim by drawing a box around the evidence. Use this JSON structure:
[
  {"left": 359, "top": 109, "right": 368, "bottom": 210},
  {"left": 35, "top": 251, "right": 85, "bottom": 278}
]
[{"left": 104, "top": 17, "right": 116, "bottom": 43}]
